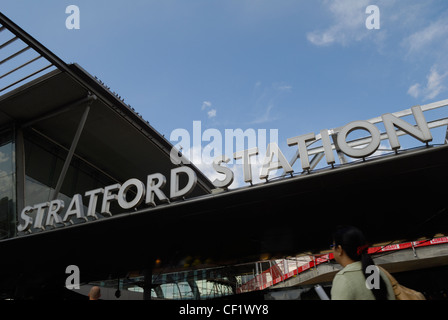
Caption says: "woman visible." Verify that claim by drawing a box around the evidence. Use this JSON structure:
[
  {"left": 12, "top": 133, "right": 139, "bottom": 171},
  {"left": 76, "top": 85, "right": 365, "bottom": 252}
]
[{"left": 330, "top": 225, "right": 395, "bottom": 300}]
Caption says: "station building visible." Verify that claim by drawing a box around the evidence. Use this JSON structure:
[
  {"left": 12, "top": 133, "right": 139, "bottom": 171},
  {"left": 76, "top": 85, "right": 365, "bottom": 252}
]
[{"left": 1, "top": 12, "right": 448, "bottom": 300}]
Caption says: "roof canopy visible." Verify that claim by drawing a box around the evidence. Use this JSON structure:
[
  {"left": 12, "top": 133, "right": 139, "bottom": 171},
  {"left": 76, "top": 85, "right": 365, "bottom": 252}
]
[
  {"left": 0, "top": 12, "right": 213, "bottom": 195},
  {"left": 2, "top": 143, "right": 448, "bottom": 287}
]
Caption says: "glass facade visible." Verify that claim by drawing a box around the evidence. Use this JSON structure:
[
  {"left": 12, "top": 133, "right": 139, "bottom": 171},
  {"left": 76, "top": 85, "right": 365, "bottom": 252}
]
[
  {"left": 89, "top": 266, "right": 238, "bottom": 300},
  {"left": 19, "top": 130, "right": 120, "bottom": 234},
  {"left": 0, "top": 130, "right": 15, "bottom": 240},
  {"left": 83, "top": 257, "right": 314, "bottom": 300}
]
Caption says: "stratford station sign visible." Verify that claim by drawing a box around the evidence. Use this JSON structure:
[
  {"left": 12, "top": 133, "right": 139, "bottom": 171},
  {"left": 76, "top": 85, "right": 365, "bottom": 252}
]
[{"left": 17, "top": 101, "right": 446, "bottom": 233}]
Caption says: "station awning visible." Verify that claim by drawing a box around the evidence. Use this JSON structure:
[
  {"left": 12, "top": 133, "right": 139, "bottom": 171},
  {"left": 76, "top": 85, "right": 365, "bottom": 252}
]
[{"left": 1, "top": 143, "right": 447, "bottom": 293}]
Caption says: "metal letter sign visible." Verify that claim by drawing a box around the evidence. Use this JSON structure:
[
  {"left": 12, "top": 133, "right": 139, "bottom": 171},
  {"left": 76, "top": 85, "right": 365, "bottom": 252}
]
[
  {"left": 18, "top": 166, "right": 198, "bottom": 233},
  {"left": 17, "top": 99, "right": 448, "bottom": 234}
]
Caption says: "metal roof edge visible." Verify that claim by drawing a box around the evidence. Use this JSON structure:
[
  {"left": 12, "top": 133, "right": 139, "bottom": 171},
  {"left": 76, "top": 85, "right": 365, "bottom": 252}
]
[{"left": 0, "top": 11, "right": 214, "bottom": 191}]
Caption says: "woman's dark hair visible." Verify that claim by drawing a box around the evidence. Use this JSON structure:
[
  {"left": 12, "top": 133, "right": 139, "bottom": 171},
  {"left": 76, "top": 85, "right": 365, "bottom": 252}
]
[{"left": 332, "top": 225, "right": 388, "bottom": 300}]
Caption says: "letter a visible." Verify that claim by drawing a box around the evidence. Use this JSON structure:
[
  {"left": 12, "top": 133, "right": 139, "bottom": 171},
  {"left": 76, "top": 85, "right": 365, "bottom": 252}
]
[
  {"left": 65, "top": 265, "right": 80, "bottom": 290},
  {"left": 66, "top": 5, "right": 80, "bottom": 30},
  {"left": 365, "top": 265, "right": 380, "bottom": 290},
  {"left": 365, "top": 5, "right": 380, "bottom": 30}
]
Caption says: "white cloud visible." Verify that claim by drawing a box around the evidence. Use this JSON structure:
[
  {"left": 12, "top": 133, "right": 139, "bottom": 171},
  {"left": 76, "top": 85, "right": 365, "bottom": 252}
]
[
  {"left": 426, "top": 67, "right": 448, "bottom": 99},
  {"left": 276, "top": 84, "right": 292, "bottom": 92},
  {"left": 207, "top": 109, "right": 217, "bottom": 118},
  {"left": 247, "top": 81, "right": 291, "bottom": 125},
  {"left": 407, "top": 83, "right": 421, "bottom": 99},
  {"left": 403, "top": 18, "right": 448, "bottom": 55},
  {"left": 306, "top": 0, "right": 372, "bottom": 46},
  {"left": 401, "top": 11, "right": 448, "bottom": 101},
  {"left": 0, "top": 170, "right": 12, "bottom": 194},
  {"left": 250, "top": 104, "right": 276, "bottom": 124},
  {"left": 201, "top": 100, "right": 217, "bottom": 119},
  {"left": 307, "top": 31, "right": 336, "bottom": 47},
  {"left": 0, "top": 152, "right": 9, "bottom": 164},
  {"left": 407, "top": 66, "right": 448, "bottom": 100},
  {"left": 201, "top": 101, "right": 212, "bottom": 110}
]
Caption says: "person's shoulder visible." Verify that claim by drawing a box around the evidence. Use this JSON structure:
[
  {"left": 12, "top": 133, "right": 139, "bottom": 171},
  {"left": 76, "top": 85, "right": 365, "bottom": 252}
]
[{"left": 336, "top": 261, "right": 362, "bottom": 275}]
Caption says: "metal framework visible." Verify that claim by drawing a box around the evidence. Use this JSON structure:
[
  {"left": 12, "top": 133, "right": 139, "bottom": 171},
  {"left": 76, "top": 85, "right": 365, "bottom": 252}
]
[
  {"left": 0, "top": 10, "right": 175, "bottom": 149},
  {"left": 285, "top": 99, "right": 448, "bottom": 174},
  {"left": 0, "top": 11, "right": 216, "bottom": 239},
  {"left": 0, "top": 18, "right": 57, "bottom": 94},
  {"left": 0, "top": 12, "right": 98, "bottom": 219}
]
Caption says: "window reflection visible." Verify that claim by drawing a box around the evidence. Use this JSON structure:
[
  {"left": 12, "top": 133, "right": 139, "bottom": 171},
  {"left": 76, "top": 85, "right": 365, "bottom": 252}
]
[
  {"left": 0, "top": 130, "right": 15, "bottom": 239},
  {"left": 19, "top": 131, "right": 118, "bottom": 234}
]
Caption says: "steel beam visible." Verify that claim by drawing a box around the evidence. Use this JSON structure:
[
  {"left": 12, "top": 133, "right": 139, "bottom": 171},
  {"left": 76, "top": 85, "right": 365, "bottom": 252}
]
[
  {"left": 15, "top": 127, "right": 26, "bottom": 237},
  {"left": 51, "top": 103, "right": 91, "bottom": 200},
  {"left": 21, "top": 94, "right": 96, "bottom": 128}
]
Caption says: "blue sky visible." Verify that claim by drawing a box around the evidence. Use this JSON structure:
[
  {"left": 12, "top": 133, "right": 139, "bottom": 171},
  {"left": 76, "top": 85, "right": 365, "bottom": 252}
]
[{"left": 2, "top": 0, "right": 448, "bottom": 187}]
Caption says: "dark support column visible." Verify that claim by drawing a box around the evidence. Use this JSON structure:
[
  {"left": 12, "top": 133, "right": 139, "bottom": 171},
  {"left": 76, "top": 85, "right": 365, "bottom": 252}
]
[
  {"left": 188, "top": 271, "right": 201, "bottom": 300},
  {"left": 15, "top": 127, "right": 26, "bottom": 237},
  {"left": 143, "top": 268, "right": 153, "bottom": 300}
]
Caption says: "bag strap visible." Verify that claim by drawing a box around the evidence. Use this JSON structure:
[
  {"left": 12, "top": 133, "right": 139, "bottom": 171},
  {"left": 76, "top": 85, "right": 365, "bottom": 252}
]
[{"left": 378, "top": 266, "right": 398, "bottom": 287}]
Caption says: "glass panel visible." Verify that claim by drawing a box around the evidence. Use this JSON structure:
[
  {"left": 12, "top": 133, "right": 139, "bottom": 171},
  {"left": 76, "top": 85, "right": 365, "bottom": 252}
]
[
  {"left": 20, "top": 131, "right": 120, "bottom": 234},
  {"left": 0, "top": 130, "right": 15, "bottom": 239}
]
